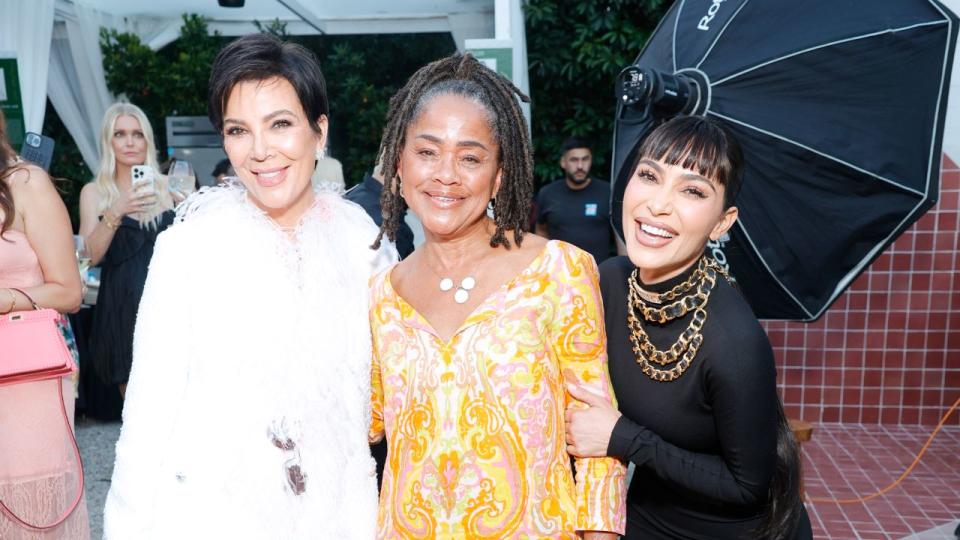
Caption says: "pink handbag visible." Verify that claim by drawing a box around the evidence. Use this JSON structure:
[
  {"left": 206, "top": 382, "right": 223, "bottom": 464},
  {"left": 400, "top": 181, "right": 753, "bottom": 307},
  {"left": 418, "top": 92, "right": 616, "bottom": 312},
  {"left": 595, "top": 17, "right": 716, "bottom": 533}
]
[{"left": 0, "top": 288, "right": 85, "bottom": 531}]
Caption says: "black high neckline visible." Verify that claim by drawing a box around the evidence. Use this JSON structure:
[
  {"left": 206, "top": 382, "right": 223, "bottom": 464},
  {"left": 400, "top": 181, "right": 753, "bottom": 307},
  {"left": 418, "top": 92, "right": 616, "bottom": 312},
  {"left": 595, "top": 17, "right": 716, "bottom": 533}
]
[{"left": 637, "top": 257, "right": 702, "bottom": 294}]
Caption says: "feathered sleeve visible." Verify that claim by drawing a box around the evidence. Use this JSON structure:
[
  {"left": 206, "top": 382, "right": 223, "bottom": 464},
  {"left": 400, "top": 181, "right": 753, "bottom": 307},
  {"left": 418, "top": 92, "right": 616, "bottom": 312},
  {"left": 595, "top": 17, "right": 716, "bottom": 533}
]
[{"left": 103, "top": 227, "right": 192, "bottom": 537}]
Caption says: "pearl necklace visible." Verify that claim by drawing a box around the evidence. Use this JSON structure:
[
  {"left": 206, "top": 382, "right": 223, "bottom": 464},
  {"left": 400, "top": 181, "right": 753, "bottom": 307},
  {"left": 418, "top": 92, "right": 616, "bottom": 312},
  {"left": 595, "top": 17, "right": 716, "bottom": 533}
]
[{"left": 439, "top": 276, "right": 477, "bottom": 304}]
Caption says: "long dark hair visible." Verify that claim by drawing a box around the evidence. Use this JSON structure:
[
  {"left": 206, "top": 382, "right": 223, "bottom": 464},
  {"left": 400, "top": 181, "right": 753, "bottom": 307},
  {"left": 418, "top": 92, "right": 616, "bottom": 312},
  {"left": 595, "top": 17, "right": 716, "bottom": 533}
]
[
  {"left": 758, "top": 401, "right": 803, "bottom": 539},
  {"left": 372, "top": 52, "right": 533, "bottom": 250},
  {"left": 638, "top": 116, "right": 802, "bottom": 539},
  {"left": 0, "top": 109, "right": 22, "bottom": 238}
]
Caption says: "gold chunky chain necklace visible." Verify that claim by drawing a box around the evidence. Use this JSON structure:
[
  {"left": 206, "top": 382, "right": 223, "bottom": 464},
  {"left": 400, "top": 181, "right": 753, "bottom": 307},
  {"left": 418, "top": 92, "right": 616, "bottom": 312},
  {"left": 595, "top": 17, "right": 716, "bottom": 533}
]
[
  {"left": 629, "top": 256, "right": 707, "bottom": 305},
  {"left": 626, "top": 258, "right": 724, "bottom": 382}
]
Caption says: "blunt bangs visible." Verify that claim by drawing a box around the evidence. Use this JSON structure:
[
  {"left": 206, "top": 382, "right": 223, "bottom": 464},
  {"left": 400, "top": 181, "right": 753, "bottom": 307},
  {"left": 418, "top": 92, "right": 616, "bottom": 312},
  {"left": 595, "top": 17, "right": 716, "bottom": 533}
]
[{"left": 636, "top": 116, "right": 744, "bottom": 207}]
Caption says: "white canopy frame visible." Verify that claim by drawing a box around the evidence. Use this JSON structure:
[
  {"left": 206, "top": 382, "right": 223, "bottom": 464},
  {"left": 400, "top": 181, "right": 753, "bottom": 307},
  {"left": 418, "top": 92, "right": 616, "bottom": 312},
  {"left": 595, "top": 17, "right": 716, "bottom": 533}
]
[{"left": 0, "top": 0, "right": 527, "bottom": 173}]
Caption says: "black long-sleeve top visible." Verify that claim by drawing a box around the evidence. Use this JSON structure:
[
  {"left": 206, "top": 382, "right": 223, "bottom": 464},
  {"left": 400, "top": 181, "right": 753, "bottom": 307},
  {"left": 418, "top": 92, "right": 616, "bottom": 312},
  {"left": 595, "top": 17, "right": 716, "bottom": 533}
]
[{"left": 600, "top": 256, "right": 780, "bottom": 539}]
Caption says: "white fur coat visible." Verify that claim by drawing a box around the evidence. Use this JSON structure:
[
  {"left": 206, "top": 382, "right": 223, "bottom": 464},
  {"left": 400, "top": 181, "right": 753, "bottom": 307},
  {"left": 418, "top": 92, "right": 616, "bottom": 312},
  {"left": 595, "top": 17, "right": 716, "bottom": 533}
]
[{"left": 103, "top": 183, "right": 396, "bottom": 539}]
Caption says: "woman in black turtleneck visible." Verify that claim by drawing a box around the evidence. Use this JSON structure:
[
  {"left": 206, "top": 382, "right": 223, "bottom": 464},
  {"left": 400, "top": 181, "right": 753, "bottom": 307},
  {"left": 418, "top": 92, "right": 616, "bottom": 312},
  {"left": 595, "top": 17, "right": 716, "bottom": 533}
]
[{"left": 565, "top": 116, "right": 812, "bottom": 540}]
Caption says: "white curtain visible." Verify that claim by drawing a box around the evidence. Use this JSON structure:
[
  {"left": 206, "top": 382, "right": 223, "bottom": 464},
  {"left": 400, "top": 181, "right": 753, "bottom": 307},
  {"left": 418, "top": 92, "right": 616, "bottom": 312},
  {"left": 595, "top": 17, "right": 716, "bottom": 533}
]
[
  {"left": 47, "top": 1, "right": 116, "bottom": 173},
  {"left": 48, "top": 30, "right": 102, "bottom": 172},
  {"left": 0, "top": 0, "right": 55, "bottom": 134},
  {"left": 46, "top": 1, "right": 183, "bottom": 173}
]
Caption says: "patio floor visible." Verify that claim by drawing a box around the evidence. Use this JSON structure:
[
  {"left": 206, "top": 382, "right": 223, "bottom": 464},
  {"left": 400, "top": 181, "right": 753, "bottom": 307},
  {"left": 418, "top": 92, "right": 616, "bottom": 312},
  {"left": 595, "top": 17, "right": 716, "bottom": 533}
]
[{"left": 802, "top": 423, "right": 959, "bottom": 539}]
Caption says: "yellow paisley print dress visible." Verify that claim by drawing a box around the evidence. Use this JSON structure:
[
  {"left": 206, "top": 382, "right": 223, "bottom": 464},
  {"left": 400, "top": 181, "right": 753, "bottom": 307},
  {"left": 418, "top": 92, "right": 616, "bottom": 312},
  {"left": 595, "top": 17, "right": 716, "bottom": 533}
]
[{"left": 370, "top": 240, "right": 626, "bottom": 539}]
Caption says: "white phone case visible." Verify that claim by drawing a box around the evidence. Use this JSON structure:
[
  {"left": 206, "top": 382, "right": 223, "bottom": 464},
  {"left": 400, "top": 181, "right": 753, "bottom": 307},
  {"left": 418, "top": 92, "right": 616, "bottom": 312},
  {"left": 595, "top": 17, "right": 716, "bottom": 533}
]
[{"left": 131, "top": 165, "right": 156, "bottom": 192}]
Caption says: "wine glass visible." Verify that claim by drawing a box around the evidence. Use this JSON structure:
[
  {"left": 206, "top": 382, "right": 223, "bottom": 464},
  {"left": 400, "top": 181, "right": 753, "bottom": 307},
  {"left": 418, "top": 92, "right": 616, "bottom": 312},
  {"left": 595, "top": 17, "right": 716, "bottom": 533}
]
[
  {"left": 74, "top": 235, "right": 91, "bottom": 282},
  {"left": 168, "top": 160, "right": 197, "bottom": 198}
]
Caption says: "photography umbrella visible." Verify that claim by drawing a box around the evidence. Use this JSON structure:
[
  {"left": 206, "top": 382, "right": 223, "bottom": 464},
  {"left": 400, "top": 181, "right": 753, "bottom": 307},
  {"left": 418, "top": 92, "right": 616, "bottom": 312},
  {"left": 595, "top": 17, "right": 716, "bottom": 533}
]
[{"left": 611, "top": 0, "right": 958, "bottom": 320}]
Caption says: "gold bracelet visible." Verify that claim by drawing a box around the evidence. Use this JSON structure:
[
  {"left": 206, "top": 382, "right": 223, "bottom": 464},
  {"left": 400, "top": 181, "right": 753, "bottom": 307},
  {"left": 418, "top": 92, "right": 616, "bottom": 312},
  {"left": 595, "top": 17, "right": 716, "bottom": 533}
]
[
  {"left": 1, "top": 288, "right": 15, "bottom": 315},
  {"left": 103, "top": 212, "right": 119, "bottom": 230}
]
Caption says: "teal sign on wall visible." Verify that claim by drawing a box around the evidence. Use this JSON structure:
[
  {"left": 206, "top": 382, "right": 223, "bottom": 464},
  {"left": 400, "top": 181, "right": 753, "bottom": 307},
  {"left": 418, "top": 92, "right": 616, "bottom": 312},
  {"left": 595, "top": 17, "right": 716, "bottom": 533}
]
[{"left": 0, "top": 54, "right": 25, "bottom": 147}]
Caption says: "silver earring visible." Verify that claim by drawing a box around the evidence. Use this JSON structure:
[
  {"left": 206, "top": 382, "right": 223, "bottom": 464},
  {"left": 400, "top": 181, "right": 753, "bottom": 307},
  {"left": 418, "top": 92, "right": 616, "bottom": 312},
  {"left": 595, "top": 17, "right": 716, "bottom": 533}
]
[{"left": 315, "top": 148, "right": 325, "bottom": 160}]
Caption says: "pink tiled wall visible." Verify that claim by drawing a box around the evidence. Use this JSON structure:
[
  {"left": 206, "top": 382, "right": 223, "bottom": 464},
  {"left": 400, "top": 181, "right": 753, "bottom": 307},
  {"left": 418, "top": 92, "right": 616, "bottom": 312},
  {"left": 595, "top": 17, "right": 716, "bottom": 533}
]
[{"left": 768, "top": 155, "right": 960, "bottom": 426}]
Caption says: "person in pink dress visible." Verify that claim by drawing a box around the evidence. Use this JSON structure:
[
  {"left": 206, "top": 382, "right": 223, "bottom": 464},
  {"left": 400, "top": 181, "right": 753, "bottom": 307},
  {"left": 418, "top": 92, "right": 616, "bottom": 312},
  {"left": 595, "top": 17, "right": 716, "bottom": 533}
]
[{"left": 0, "top": 110, "right": 90, "bottom": 539}]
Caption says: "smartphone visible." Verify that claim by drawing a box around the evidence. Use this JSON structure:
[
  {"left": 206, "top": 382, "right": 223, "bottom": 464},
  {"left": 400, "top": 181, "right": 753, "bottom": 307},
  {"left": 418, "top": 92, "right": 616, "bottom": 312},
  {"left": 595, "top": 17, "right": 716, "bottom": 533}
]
[
  {"left": 20, "top": 132, "right": 55, "bottom": 171},
  {"left": 131, "top": 165, "right": 156, "bottom": 193}
]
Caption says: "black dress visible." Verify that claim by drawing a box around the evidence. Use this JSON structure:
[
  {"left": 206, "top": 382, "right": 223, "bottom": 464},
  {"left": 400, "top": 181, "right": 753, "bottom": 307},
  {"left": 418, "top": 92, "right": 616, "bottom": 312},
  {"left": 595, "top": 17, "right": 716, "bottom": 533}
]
[
  {"left": 600, "top": 256, "right": 812, "bottom": 540},
  {"left": 91, "top": 211, "right": 174, "bottom": 385}
]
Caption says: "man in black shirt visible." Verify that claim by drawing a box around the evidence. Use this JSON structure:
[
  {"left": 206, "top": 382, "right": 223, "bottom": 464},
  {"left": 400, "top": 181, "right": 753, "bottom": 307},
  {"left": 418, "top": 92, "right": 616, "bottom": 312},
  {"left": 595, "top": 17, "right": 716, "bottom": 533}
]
[
  {"left": 534, "top": 137, "right": 614, "bottom": 263},
  {"left": 345, "top": 163, "right": 415, "bottom": 259}
]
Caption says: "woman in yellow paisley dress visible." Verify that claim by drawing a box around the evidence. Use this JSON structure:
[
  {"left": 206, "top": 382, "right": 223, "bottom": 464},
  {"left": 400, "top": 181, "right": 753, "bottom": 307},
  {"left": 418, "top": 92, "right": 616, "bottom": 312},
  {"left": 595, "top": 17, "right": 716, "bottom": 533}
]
[{"left": 368, "top": 53, "right": 626, "bottom": 539}]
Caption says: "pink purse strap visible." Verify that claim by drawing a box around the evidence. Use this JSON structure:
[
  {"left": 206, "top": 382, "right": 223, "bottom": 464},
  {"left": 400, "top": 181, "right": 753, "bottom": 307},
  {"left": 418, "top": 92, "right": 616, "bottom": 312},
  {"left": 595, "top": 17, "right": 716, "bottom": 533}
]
[
  {"left": 9, "top": 287, "right": 40, "bottom": 310},
  {"left": 0, "top": 290, "right": 85, "bottom": 531}
]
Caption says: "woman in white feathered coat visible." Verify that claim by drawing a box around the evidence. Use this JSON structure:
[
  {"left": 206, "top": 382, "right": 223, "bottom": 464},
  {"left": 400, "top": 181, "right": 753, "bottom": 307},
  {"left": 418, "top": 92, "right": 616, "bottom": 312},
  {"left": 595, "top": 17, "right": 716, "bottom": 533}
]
[{"left": 103, "top": 34, "right": 396, "bottom": 539}]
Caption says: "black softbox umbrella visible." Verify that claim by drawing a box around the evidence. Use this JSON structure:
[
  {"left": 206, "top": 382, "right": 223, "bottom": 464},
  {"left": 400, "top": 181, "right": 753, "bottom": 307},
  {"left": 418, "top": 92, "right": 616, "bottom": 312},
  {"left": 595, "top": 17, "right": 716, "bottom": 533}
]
[{"left": 611, "top": 0, "right": 958, "bottom": 320}]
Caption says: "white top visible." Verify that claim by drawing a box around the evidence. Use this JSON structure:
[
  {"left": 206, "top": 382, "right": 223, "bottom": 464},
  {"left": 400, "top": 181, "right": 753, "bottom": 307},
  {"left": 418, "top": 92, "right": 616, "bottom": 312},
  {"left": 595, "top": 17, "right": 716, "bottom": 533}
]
[{"left": 103, "top": 182, "right": 396, "bottom": 539}]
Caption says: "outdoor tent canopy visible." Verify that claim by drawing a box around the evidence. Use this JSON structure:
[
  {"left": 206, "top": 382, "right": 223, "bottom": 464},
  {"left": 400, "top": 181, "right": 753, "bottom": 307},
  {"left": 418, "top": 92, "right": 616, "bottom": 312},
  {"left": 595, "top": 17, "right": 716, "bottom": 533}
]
[{"left": 0, "top": 0, "right": 526, "bottom": 171}]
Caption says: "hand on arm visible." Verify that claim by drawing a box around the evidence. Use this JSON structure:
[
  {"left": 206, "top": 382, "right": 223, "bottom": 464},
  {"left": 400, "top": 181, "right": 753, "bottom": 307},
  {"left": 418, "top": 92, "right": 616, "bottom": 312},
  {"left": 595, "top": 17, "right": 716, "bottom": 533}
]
[
  {"left": 565, "top": 383, "right": 621, "bottom": 458},
  {"left": 553, "top": 248, "right": 626, "bottom": 535}
]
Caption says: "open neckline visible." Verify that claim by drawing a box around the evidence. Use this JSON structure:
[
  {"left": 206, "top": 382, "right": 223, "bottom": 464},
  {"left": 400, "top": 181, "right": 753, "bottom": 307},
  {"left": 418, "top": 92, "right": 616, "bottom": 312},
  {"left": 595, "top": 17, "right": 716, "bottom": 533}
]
[{"left": 386, "top": 240, "right": 554, "bottom": 345}]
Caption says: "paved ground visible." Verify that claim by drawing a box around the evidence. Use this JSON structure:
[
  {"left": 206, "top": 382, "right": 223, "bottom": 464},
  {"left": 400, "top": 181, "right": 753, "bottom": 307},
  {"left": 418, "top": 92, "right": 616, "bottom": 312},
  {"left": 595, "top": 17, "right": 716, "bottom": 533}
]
[
  {"left": 75, "top": 421, "right": 957, "bottom": 539},
  {"left": 77, "top": 418, "right": 121, "bottom": 539},
  {"left": 804, "top": 424, "right": 959, "bottom": 539}
]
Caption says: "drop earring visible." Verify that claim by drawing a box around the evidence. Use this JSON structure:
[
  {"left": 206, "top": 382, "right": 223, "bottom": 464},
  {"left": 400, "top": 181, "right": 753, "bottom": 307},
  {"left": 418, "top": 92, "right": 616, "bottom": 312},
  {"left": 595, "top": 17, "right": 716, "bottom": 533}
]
[{"left": 315, "top": 148, "right": 326, "bottom": 160}]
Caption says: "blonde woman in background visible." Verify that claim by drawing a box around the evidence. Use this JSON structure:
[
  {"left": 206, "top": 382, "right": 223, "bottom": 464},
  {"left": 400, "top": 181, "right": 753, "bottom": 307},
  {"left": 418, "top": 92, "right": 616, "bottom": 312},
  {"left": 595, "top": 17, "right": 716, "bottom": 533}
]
[{"left": 79, "top": 103, "right": 175, "bottom": 400}]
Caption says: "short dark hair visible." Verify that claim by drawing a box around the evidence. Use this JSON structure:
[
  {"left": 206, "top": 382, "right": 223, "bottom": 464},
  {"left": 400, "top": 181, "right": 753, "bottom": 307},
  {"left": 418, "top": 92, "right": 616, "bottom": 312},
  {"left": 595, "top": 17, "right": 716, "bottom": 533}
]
[
  {"left": 212, "top": 158, "right": 234, "bottom": 178},
  {"left": 561, "top": 136, "right": 590, "bottom": 155},
  {"left": 373, "top": 53, "right": 533, "bottom": 251},
  {"left": 207, "top": 33, "right": 328, "bottom": 134},
  {"left": 635, "top": 115, "right": 743, "bottom": 208}
]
